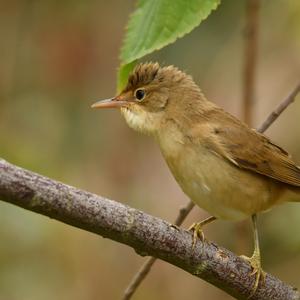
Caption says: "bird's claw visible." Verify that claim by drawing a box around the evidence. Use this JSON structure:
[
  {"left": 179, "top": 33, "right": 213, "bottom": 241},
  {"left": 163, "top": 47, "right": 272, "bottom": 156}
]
[
  {"left": 240, "top": 253, "right": 266, "bottom": 298},
  {"left": 188, "top": 222, "right": 205, "bottom": 249}
]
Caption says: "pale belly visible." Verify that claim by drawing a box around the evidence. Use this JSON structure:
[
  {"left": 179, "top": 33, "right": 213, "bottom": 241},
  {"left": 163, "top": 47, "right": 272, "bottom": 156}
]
[{"left": 162, "top": 144, "right": 284, "bottom": 221}]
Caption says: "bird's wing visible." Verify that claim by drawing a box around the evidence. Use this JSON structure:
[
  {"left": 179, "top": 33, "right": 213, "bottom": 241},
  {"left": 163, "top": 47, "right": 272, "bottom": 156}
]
[{"left": 190, "top": 110, "right": 300, "bottom": 187}]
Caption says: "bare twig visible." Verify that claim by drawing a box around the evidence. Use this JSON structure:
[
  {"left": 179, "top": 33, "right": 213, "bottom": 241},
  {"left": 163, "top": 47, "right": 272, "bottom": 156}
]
[
  {"left": 122, "top": 201, "right": 194, "bottom": 300},
  {"left": 236, "top": 0, "right": 261, "bottom": 259},
  {"left": 174, "top": 200, "right": 195, "bottom": 225},
  {"left": 122, "top": 257, "right": 156, "bottom": 300},
  {"left": 243, "top": 0, "right": 260, "bottom": 126},
  {"left": 0, "top": 159, "right": 299, "bottom": 300},
  {"left": 257, "top": 83, "right": 300, "bottom": 133}
]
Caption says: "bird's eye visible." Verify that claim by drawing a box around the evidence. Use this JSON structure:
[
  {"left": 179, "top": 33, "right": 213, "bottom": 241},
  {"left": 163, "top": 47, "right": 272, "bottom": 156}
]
[{"left": 135, "top": 89, "right": 146, "bottom": 101}]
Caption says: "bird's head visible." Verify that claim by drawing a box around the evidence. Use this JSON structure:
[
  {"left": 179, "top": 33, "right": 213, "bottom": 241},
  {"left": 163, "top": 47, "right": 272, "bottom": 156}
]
[{"left": 92, "top": 62, "right": 202, "bottom": 135}]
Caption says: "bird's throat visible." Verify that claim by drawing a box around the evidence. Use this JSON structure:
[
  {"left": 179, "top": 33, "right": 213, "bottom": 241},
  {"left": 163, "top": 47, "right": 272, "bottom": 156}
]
[{"left": 121, "top": 106, "right": 161, "bottom": 135}]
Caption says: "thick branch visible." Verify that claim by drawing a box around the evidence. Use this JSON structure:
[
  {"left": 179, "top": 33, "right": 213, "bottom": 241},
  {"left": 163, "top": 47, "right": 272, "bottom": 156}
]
[
  {"left": 122, "top": 201, "right": 195, "bottom": 300},
  {"left": 0, "top": 159, "right": 298, "bottom": 300}
]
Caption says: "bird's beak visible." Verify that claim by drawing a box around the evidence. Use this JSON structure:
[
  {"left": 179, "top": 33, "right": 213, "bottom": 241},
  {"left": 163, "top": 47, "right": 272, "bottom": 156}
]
[{"left": 91, "top": 96, "right": 127, "bottom": 109}]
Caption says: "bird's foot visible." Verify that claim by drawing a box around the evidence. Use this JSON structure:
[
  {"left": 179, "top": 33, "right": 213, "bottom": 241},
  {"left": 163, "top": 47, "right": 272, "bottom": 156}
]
[
  {"left": 240, "top": 252, "right": 266, "bottom": 298},
  {"left": 188, "top": 222, "right": 205, "bottom": 249},
  {"left": 188, "top": 216, "right": 216, "bottom": 249}
]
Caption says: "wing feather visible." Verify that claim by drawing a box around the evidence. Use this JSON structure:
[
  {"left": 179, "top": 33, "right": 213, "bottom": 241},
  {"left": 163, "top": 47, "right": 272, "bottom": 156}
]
[{"left": 189, "top": 109, "right": 300, "bottom": 187}]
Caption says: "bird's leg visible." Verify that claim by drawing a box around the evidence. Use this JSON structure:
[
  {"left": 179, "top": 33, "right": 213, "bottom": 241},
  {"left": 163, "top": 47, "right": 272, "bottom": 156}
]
[
  {"left": 240, "top": 214, "right": 266, "bottom": 298},
  {"left": 188, "top": 216, "right": 216, "bottom": 248}
]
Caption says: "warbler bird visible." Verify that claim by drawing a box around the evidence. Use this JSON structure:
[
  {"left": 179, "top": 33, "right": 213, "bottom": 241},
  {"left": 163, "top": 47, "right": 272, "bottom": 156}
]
[{"left": 92, "top": 62, "right": 300, "bottom": 295}]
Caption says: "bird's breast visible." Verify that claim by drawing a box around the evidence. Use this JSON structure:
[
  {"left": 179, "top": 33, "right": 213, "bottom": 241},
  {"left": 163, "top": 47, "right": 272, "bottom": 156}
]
[{"left": 158, "top": 134, "right": 282, "bottom": 220}]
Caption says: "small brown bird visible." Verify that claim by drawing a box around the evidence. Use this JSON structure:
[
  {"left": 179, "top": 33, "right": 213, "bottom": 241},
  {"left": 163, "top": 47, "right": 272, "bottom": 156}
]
[{"left": 92, "top": 62, "right": 300, "bottom": 294}]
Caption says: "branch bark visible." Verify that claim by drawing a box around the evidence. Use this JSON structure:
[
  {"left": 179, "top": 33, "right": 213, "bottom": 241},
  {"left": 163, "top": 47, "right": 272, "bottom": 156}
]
[
  {"left": 122, "top": 201, "right": 195, "bottom": 300},
  {"left": 0, "top": 159, "right": 299, "bottom": 300}
]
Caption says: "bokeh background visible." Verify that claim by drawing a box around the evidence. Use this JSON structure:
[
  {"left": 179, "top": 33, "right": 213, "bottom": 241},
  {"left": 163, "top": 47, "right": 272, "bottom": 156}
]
[{"left": 1, "top": 1, "right": 300, "bottom": 299}]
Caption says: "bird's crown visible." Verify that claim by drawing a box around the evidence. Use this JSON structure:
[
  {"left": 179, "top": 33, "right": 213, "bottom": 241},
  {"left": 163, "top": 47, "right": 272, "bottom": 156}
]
[{"left": 123, "top": 62, "right": 187, "bottom": 92}]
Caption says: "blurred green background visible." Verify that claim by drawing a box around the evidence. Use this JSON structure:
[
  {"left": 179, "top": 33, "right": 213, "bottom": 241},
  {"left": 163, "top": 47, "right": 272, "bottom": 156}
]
[{"left": 1, "top": 1, "right": 300, "bottom": 299}]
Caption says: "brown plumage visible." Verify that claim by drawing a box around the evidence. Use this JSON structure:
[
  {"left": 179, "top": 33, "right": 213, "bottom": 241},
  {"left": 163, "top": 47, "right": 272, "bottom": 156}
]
[
  {"left": 188, "top": 109, "right": 300, "bottom": 187},
  {"left": 93, "top": 62, "right": 300, "bottom": 217},
  {"left": 123, "top": 62, "right": 160, "bottom": 92},
  {"left": 92, "top": 62, "right": 300, "bottom": 294},
  {"left": 94, "top": 62, "right": 300, "bottom": 216}
]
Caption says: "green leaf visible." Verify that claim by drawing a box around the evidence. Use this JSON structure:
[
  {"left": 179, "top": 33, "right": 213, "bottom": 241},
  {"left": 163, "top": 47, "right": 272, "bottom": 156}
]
[
  {"left": 117, "top": 0, "right": 220, "bottom": 90},
  {"left": 117, "top": 61, "right": 136, "bottom": 92},
  {"left": 121, "top": 0, "right": 220, "bottom": 64},
  {"left": 118, "top": 0, "right": 220, "bottom": 91}
]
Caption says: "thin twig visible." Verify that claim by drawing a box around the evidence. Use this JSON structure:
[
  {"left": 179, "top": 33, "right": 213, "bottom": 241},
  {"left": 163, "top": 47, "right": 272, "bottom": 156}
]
[
  {"left": 257, "top": 83, "right": 300, "bottom": 133},
  {"left": 0, "top": 159, "right": 299, "bottom": 300},
  {"left": 243, "top": 0, "right": 260, "bottom": 126},
  {"left": 237, "top": 0, "right": 261, "bottom": 259},
  {"left": 122, "top": 257, "right": 156, "bottom": 300},
  {"left": 174, "top": 200, "right": 195, "bottom": 225},
  {"left": 121, "top": 82, "right": 300, "bottom": 299},
  {"left": 122, "top": 201, "right": 194, "bottom": 300}
]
